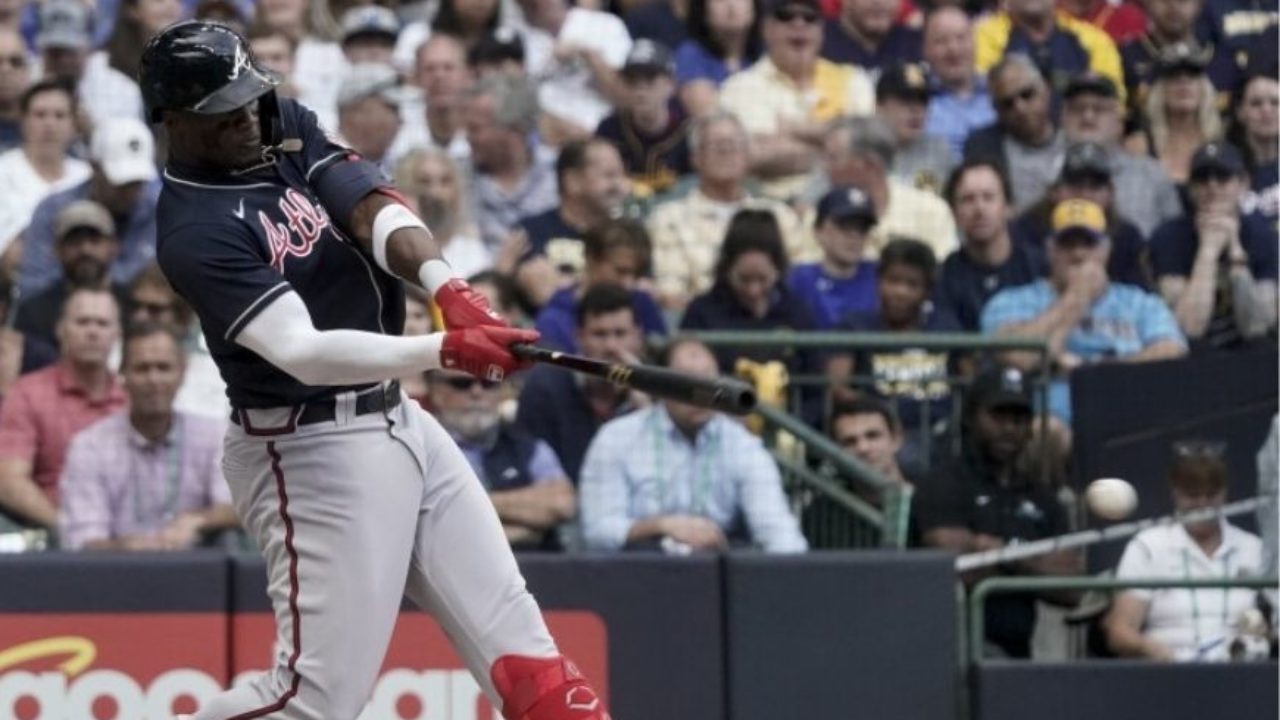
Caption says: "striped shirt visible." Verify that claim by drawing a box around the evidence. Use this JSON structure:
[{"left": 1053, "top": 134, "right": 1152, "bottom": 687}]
[
  {"left": 58, "top": 411, "right": 230, "bottom": 550},
  {"left": 579, "top": 405, "right": 808, "bottom": 553}
]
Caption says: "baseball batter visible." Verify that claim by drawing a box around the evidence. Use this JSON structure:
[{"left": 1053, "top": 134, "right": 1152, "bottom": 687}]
[{"left": 139, "top": 22, "right": 609, "bottom": 720}]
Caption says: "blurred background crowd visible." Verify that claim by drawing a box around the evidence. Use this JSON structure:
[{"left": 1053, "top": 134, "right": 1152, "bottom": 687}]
[{"left": 0, "top": 0, "right": 1273, "bottom": 662}]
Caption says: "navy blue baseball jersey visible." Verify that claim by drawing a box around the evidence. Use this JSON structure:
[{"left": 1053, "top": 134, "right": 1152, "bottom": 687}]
[{"left": 157, "top": 98, "right": 404, "bottom": 408}]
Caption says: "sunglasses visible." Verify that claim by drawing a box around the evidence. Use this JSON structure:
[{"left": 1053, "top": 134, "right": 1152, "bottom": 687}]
[
  {"left": 772, "top": 7, "right": 821, "bottom": 23},
  {"left": 0, "top": 55, "right": 24, "bottom": 69},
  {"left": 1191, "top": 169, "right": 1236, "bottom": 184},
  {"left": 132, "top": 300, "right": 174, "bottom": 316},
  {"left": 996, "top": 86, "right": 1038, "bottom": 111},
  {"left": 443, "top": 376, "right": 500, "bottom": 391}
]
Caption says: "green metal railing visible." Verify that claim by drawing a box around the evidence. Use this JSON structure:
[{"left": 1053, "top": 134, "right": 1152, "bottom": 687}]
[{"left": 967, "top": 575, "right": 1280, "bottom": 664}]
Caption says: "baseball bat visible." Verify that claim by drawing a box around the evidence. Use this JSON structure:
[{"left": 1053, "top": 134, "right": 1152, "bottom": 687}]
[
  {"left": 954, "top": 495, "right": 1276, "bottom": 572},
  {"left": 510, "top": 344, "right": 758, "bottom": 416}
]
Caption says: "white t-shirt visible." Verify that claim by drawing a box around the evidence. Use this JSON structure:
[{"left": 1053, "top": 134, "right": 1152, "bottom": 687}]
[
  {"left": 1115, "top": 522, "right": 1264, "bottom": 661},
  {"left": 440, "top": 232, "right": 492, "bottom": 279},
  {"left": 0, "top": 149, "right": 91, "bottom": 233},
  {"left": 534, "top": 8, "right": 630, "bottom": 132}
]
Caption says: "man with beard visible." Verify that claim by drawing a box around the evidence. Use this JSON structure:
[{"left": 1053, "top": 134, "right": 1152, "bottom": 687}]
[
  {"left": 428, "top": 370, "right": 575, "bottom": 550},
  {"left": 15, "top": 200, "right": 128, "bottom": 353}
]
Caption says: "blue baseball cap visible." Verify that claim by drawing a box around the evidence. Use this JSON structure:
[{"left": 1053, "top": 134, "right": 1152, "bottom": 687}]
[{"left": 816, "top": 186, "right": 877, "bottom": 226}]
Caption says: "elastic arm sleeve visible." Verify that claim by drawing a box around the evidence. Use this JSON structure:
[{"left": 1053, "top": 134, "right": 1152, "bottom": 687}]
[
  {"left": 235, "top": 290, "right": 443, "bottom": 386},
  {"left": 311, "top": 155, "right": 388, "bottom": 236}
]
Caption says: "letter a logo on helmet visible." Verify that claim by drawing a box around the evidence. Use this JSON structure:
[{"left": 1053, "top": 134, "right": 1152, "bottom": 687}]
[{"left": 139, "top": 21, "right": 281, "bottom": 123}]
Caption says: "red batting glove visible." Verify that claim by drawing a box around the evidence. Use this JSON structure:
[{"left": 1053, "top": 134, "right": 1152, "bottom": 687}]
[
  {"left": 440, "top": 326, "right": 539, "bottom": 381},
  {"left": 435, "top": 278, "right": 505, "bottom": 329}
]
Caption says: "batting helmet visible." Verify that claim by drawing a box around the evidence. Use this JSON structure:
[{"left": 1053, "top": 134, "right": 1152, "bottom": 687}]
[{"left": 139, "top": 21, "right": 281, "bottom": 124}]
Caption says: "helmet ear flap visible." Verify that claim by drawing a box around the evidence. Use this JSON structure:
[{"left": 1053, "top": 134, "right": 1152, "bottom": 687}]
[{"left": 258, "top": 90, "right": 282, "bottom": 148}]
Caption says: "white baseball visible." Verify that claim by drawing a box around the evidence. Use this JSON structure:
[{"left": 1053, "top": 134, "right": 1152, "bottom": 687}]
[{"left": 1086, "top": 478, "right": 1138, "bottom": 521}]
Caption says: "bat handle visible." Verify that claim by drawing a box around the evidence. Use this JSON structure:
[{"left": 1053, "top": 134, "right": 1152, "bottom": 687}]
[{"left": 510, "top": 343, "right": 544, "bottom": 361}]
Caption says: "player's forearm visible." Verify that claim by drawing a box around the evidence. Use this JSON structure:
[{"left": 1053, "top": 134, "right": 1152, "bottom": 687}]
[
  {"left": 0, "top": 470, "right": 56, "bottom": 529},
  {"left": 237, "top": 291, "right": 445, "bottom": 386}
]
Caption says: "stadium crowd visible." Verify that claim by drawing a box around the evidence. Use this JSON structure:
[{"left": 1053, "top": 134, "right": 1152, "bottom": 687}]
[{"left": 0, "top": 0, "right": 1273, "bottom": 661}]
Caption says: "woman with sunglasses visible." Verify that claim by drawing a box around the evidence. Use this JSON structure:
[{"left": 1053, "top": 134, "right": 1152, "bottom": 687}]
[{"left": 1105, "top": 441, "right": 1265, "bottom": 662}]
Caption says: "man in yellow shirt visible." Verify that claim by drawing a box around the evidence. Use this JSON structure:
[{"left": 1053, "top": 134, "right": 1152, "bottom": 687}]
[
  {"left": 719, "top": 0, "right": 875, "bottom": 200},
  {"left": 974, "top": 0, "right": 1124, "bottom": 103}
]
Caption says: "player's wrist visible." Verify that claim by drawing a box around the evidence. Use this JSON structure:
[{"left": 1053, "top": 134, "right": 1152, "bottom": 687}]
[{"left": 419, "top": 259, "right": 456, "bottom": 296}]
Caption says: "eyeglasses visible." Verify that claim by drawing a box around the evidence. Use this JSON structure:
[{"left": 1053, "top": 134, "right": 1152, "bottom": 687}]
[
  {"left": 1172, "top": 439, "right": 1226, "bottom": 459},
  {"left": 0, "top": 55, "right": 25, "bottom": 69},
  {"left": 772, "top": 7, "right": 821, "bottom": 24},
  {"left": 132, "top": 300, "right": 173, "bottom": 316},
  {"left": 1190, "top": 169, "right": 1236, "bottom": 184},
  {"left": 442, "top": 376, "right": 500, "bottom": 391},
  {"left": 996, "top": 86, "right": 1038, "bottom": 111}
]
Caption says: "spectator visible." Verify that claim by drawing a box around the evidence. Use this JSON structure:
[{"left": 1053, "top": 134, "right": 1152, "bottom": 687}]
[
  {"left": 917, "top": 365, "right": 1081, "bottom": 658},
  {"left": 0, "top": 272, "right": 56, "bottom": 398},
  {"left": 680, "top": 208, "right": 822, "bottom": 379},
  {"left": 1120, "top": 0, "right": 1238, "bottom": 118},
  {"left": 624, "top": 0, "right": 690, "bottom": 50},
  {"left": 468, "top": 27, "right": 529, "bottom": 80},
  {"left": 1010, "top": 140, "right": 1152, "bottom": 288},
  {"left": 36, "top": 0, "right": 144, "bottom": 128},
  {"left": 647, "top": 111, "right": 810, "bottom": 311},
  {"left": 399, "top": 0, "right": 522, "bottom": 61},
  {"left": 936, "top": 160, "right": 1047, "bottom": 331},
  {"left": 58, "top": 322, "right": 234, "bottom": 551},
  {"left": 719, "top": 0, "right": 874, "bottom": 199},
  {"left": 675, "top": 0, "right": 762, "bottom": 116},
  {"left": 595, "top": 40, "right": 692, "bottom": 198},
  {"left": 534, "top": 218, "right": 667, "bottom": 353},
  {"left": 1258, "top": 416, "right": 1278, "bottom": 583},
  {"left": 510, "top": 138, "right": 631, "bottom": 310},
  {"left": 829, "top": 396, "right": 918, "bottom": 544},
  {"left": 877, "top": 62, "right": 954, "bottom": 195},
  {"left": 246, "top": 24, "right": 301, "bottom": 99},
  {"left": 1198, "top": 0, "right": 1277, "bottom": 86},
  {"left": 264, "top": 0, "right": 345, "bottom": 135},
  {"left": 1060, "top": 71, "right": 1183, "bottom": 237},
  {"left": 0, "top": 287, "right": 125, "bottom": 530},
  {"left": 20, "top": 116, "right": 159, "bottom": 298},
  {"left": 965, "top": 54, "right": 1065, "bottom": 213},
  {"left": 1105, "top": 440, "right": 1263, "bottom": 661},
  {"left": 787, "top": 186, "right": 878, "bottom": 329},
  {"left": 816, "top": 116, "right": 957, "bottom": 261},
  {"left": 820, "top": 0, "right": 921, "bottom": 69},
  {"left": 1233, "top": 71, "right": 1278, "bottom": 222},
  {"left": 1127, "top": 41, "right": 1223, "bottom": 187},
  {"left": 393, "top": 147, "right": 491, "bottom": 278},
  {"left": 403, "top": 33, "right": 473, "bottom": 165},
  {"left": 461, "top": 74, "right": 557, "bottom": 249},
  {"left": 15, "top": 200, "right": 128, "bottom": 351},
  {"left": 0, "top": 80, "right": 88, "bottom": 234},
  {"left": 194, "top": 0, "right": 249, "bottom": 35},
  {"left": 335, "top": 63, "right": 405, "bottom": 172},
  {"left": 339, "top": 5, "right": 400, "bottom": 66},
  {"left": 104, "top": 0, "right": 185, "bottom": 83},
  {"left": 1058, "top": 0, "right": 1146, "bottom": 45},
  {"left": 973, "top": 0, "right": 1123, "bottom": 101},
  {"left": 922, "top": 7, "right": 995, "bottom": 163},
  {"left": 515, "top": 283, "right": 644, "bottom": 482},
  {"left": 427, "top": 370, "right": 575, "bottom": 550},
  {"left": 518, "top": 0, "right": 632, "bottom": 144},
  {"left": 125, "top": 262, "right": 227, "bottom": 420},
  {"left": 0, "top": 29, "right": 31, "bottom": 151},
  {"left": 829, "top": 238, "right": 962, "bottom": 467},
  {"left": 982, "top": 199, "right": 1186, "bottom": 428},
  {"left": 1149, "top": 141, "right": 1278, "bottom": 348},
  {"left": 579, "top": 337, "right": 808, "bottom": 553}
]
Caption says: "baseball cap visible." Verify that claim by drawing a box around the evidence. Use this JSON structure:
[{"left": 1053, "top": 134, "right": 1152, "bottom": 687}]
[
  {"left": 1189, "top": 141, "right": 1245, "bottom": 180},
  {"left": 1060, "top": 142, "right": 1112, "bottom": 183},
  {"left": 968, "top": 366, "right": 1033, "bottom": 413},
  {"left": 766, "top": 0, "right": 821, "bottom": 18},
  {"left": 337, "top": 63, "right": 404, "bottom": 108},
  {"left": 37, "top": 0, "right": 92, "bottom": 51},
  {"left": 876, "top": 63, "right": 930, "bottom": 103},
  {"left": 340, "top": 5, "right": 400, "bottom": 44},
  {"left": 1063, "top": 72, "right": 1117, "bottom": 100},
  {"left": 90, "top": 117, "right": 158, "bottom": 185},
  {"left": 622, "top": 39, "right": 674, "bottom": 77},
  {"left": 816, "top": 186, "right": 877, "bottom": 226},
  {"left": 55, "top": 200, "right": 116, "bottom": 241},
  {"left": 1155, "top": 41, "right": 1211, "bottom": 77},
  {"left": 470, "top": 27, "right": 525, "bottom": 66},
  {"left": 1051, "top": 199, "right": 1107, "bottom": 243}
]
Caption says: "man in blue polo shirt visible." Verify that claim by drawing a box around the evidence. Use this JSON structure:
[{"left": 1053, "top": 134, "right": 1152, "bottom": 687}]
[
  {"left": 982, "top": 199, "right": 1186, "bottom": 426},
  {"left": 820, "top": 0, "right": 921, "bottom": 70},
  {"left": 922, "top": 7, "right": 995, "bottom": 163},
  {"left": 787, "top": 186, "right": 879, "bottom": 328},
  {"left": 1149, "top": 141, "right": 1278, "bottom": 349}
]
